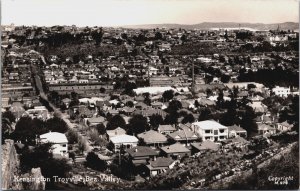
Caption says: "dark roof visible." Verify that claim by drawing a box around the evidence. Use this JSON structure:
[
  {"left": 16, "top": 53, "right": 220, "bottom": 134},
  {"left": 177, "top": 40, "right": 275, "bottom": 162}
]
[
  {"left": 191, "top": 141, "right": 219, "bottom": 151},
  {"left": 228, "top": 125, "right": 247, "bottom": 132},
  {"left": 126, "top": 146, "right": 158, "bottom": 158},
  {"left": 168, "top": 130, "right": 198, "bottom": 141},
  {"left": 149, "top": 157, "right": 174, "bottom": 168}
]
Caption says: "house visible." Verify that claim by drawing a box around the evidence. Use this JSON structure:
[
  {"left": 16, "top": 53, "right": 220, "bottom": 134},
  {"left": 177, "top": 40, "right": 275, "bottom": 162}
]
[
  {"left": 61, "top": 98, "right": 71, "bottom": 108},
  {"left": 157, "top": 125, "right": 177, "bottom": 135},
  {"left": 257, "top": 124, "right": 276, "bottom": 136},
  {"left": 110, "top": 134, "right": 139, "bottom": 152},
  {"left": 40, "top": 132, "right": 68, "bottom": 158},
  {"left": 191, "top": 140, "right": 219, "bottom": 154},
  {"left": 160, "top": 143, "right": 191, "bottom": 159},
  {"left": 248, "top": 101, "right": 267, "bottom": 113},
  {"left": 228, "top": 125, "right": 247, "bottom": 138},
  {"left": 192, "top": 120, "right": 228, "bottom": 142},
  {"left": 106, "top": 127, "right": 126, "bottom": 141},
  {"left": 272, "top": 86, "right": 290, "bottom": 97},
  {"left": 86, "top": 116, "right": 105, "bottom": 126},
  {"left": 146, "top": 157, "right": 176, "bottom": 177},
  {"left": 126, "top": 146, "right": 159, "bottom": 167},
  {"left": 168, "top": 129, "right": 199, "bottom": 145},
  {"left": 276, "top": 121, "right": 293, "bottom": 132},
  {"left": 137, "top": 130, "right": 168, "bottom": 147}
]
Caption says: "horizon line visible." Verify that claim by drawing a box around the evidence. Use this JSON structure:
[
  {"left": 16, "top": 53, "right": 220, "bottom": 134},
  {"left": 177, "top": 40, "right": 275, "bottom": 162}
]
[{"left": 1, "top": 21, "right": 299, "bottom": 28}]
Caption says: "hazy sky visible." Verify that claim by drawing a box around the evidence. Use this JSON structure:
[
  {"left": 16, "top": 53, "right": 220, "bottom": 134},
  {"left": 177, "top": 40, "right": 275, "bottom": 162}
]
[{"left": 1, "top": 0, "right": 299, "bottom": 26}]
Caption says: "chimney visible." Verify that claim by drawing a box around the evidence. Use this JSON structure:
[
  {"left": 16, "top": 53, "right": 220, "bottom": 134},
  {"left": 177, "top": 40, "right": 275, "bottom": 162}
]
[
  {"left": 135, "top": 148, "right": 138, "bottom": 152},
  {"left": 153, "top": 156, "right": 157, "bottom": 161}
]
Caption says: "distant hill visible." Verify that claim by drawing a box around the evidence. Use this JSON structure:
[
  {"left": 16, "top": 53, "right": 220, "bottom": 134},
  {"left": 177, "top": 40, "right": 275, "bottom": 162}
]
[{"left": 123, "top": 22, "right": 299, "bottom": 31}]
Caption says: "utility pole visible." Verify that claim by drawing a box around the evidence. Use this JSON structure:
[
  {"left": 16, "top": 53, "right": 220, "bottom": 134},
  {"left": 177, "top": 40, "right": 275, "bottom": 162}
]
[{"left": 191, "top": 58, "right": 196, "bottom": 96}]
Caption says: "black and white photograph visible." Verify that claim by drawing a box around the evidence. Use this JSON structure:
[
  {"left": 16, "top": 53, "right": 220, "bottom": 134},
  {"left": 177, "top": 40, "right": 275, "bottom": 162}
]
[{"left": 1, "top": 0, "right": 299, "bottom": 190}]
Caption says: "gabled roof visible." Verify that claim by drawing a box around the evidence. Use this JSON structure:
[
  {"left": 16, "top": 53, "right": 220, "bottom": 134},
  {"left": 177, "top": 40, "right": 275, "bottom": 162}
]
[
  {"left": 168, "top": 130, "right": 198, "bottom": 141},
  {"left": 158, "top": 125, "right": 176, "bottom": 132},
  {"left": 107, "top": 127, "right": 126, "bottom": 137},
  {"left": 228, "top": 125, "right": 247, "bottom": 132},
  {"left": 126, "top": 146, "right": 158, "bottom": 157},
  {"left": 149, "top": 157, "right": 174, "bottom": 168},
  {"left": 258, "top": 123, "right": 275, "bottom": 131},
  {"left": 137, "top": 130, "right": 168, "bottom": 144},
  {"left": 191, "top": 141, "right": 219, "bottom": 151},
  {"left": 161, "top": 143, "right": 190, "bottom": 154}
]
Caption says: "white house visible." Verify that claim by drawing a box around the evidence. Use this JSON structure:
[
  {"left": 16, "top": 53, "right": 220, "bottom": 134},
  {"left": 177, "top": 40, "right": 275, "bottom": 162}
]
[
  {"left": 110, "top": 134, "right": 138, "bottom": 152},
  {"left": 40, "top": 132, "right": 68, "bottom": 157},
  {"left": 192, "top": 120, "right": 228, "bottom": 142},
  {"left": 272, "top": 86, "right": 290, "bottom": 97}
]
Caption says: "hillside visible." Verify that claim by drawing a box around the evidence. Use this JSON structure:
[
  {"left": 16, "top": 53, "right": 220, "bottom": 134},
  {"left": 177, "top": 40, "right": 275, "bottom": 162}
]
[{"left": 124, "top": 22, "right": 299, "bottom": 31}]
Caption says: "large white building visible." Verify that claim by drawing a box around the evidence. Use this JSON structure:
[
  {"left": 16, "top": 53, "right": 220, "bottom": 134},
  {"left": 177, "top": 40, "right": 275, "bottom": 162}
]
[
  {"left": 192, "top": 120, "right": 228, "bottom": 142},
  {"left": 40, "top": 132, "right": 68, "bottom": 157},
  {"left": 272, "top": 86, "right": 290, "bottom": 97}
]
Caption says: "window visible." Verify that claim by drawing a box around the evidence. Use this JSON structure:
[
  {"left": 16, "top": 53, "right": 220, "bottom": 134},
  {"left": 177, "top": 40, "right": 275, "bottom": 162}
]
[
  {"left": 205, "top": 130, "right": 211, "bottom": 134},
  {"left": 62, "top": 144, "right": 66, "bottom": 147},
  {"left": 219, "top": 129, "right": 225, "bottom": 133}
]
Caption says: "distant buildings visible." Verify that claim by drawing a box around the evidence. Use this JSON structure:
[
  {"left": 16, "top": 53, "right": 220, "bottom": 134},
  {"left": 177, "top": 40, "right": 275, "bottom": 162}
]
[{"left": 272, "top": 86, "right": 291, "bottom": 97}]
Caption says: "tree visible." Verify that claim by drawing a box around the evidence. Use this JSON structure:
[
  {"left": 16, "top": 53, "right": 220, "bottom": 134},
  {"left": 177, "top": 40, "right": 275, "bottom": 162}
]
[
  {"left": 216, "top": 91, "right": 224, "bottom": 109},
  {"left": 149, "top": 114, "right": 164, "bottom": 129},
  {"left": 94, "top": 123, "right": 106, "bottom": 135},
  {"left": 12, "top": 116, "right": 47, "bottom": 145},
  {"left": 194, "top": 100, "right": 200, "bottom": 108},
  {"left": 86, "top": 152, "right": 107, "bottom": 171},
  {"left": 127, "top": 115, "right": 149, "bottom": 135},
  {"left": 166, "top": 100, "right": 182, "bottom": 113},
  {"left": 162, "top": 90, "right": 174, "bottom": 102},
  {"left": 182, "top": 114, "right": 195, "bottom": 124},
  {"left": 198, "top": 108, "right": 212, "bottom": 121},
  {"left": 78, "top": 137, "right": 88, "bottom": 154},
  {"left": 2, "top": 110, "right": 16, "bottom": 123},
  {"left": 124, "top": 82, "right": 137, "bottom": 95},
  {"left": 126, "top": 101, "right": 134, "bottom": 108},
  {"left": 143, "top": 92, "right": 151, "bottom": 106},
  {"left": 45, "top": 117, "right": 69, "bottom": 133},
  {"left": 106, "top": 115, "right": 126, "bottom": 130},
  {"left": 240, "top": 106, "right": 258, "bottom": 136},
  {"left": 220, "top": 74, "right": 230, "bottom": 83},
  {"left": 65, "top": 129, "right": 79, "bottom": 144},
  {"left": 100, "top": 87, "right": 106, "bottom": 93}
]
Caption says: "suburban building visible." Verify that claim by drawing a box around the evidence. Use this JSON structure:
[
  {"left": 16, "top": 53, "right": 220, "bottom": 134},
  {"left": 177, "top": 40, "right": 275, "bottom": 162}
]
[
  {"left": 160, "top": 143, "right": 191, "bottom": 159},
  {"left": 126, "top": 146, "right": 159, "bottom": 167},
  {"left": 40, "top": 132, "right": 68, "bottom": 158},
  {"left": 110, "top": 134, "right": 139, "bottom": 152},
  {"left": 227, "top": 125, "right": 247, "bottom": 138},
  {"left": 276, "top": 121, "right": 293, "bottom": 132},
  {"left": 137, "top": 130, "right": 168, "bottom": 147},
  {"left": 272, "top": 86, "right": 291, "bottom": 97},
  {"left": 192, "top": 120, "right": 228, "bottom": 142},
  {"left": 191, "top": 140, "right": 219, "bottom": 154},
  {"left": 106, "top": 127, "right": 126, "bottom": 141},
  {"left": 146, "top": 157, "right": 176, "bottom": 177}
]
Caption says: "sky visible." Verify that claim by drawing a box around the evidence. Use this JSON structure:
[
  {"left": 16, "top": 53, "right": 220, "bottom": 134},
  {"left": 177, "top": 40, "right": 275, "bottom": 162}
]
[{"left": 1, "top": 0, "right": 299, "bottom": 26}]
